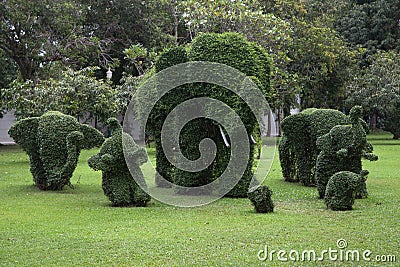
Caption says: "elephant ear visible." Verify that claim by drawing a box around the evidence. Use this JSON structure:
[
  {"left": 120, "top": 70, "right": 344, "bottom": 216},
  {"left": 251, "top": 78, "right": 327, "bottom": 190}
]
[
  {"left": 79, "top": 124, "right": 105, "bottom": 149},
  {"left": 8, "top": 117, "right": 40, "bottom": 153}
]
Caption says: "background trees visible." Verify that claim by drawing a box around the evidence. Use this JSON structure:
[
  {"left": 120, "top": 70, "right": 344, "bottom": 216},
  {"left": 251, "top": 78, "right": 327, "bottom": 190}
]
[
  {"left": 0, "top": 0, "right": 398, "bottom": 134},
  {"left": 346, "top": 50, "right": 400, "bottom": 139}
]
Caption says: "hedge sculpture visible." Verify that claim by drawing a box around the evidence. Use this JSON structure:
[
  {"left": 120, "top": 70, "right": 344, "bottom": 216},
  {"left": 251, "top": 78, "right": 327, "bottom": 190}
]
[
  {"left": 248, "top": 185, "right": 274, "bottom": 213},
  {"left": 315, "top": 106, "right": 378, "bottom": 198},
  {"left": 325, "top": 171, "right": 369, "bottom": 211},
  {"left": 88, "top": 118, "right": 151, "bottom": 207},
  {"left": 280, "top": 109, "right": 348, "bottom": 185},
  {"left": 138, "top": 32, "right": 272, "bottom": 197},
  {"left": 279, "top": 108, "right": 369, "bottom": 186},
  {"left": 8, "top": 111, "right": 104, "bottom": 190}
]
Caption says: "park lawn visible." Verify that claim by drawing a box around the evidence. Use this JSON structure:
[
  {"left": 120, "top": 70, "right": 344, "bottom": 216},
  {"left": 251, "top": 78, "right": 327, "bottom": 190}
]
[{"left": 0, "top": 133, "right": 399, "bottom": 266}]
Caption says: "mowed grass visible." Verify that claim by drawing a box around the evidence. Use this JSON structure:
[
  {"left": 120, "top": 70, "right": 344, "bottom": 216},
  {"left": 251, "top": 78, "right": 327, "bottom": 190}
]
[{"left": 0, "top": 133, "right": 399, "bottom": 266}]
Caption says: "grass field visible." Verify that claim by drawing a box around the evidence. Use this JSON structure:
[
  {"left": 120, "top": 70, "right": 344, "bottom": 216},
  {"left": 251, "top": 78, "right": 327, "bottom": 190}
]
[{"left": 0, "top": 133, "right": 399, "bottom": 266}]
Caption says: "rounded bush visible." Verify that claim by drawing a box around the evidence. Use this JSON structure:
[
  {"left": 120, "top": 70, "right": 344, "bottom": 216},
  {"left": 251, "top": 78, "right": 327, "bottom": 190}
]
[
  {"left": 8, "top": 111, "right": 104, "bottom": 190},
  {"left": 88, "top": 118, "right": 151, "bottom": 207},
  {"left": 248, "top": 185, "right": 274, "bottom": 213},
  {"left": 325, "top": 171, "right": 368, "bottom": 211}
]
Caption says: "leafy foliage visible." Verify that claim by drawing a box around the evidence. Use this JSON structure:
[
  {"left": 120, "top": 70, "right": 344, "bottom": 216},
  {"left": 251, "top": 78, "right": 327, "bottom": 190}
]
[
  {"left": 248, "top": 185, "right": 274, "bottom": 213},
  {"left": 325, "top": 170, "right": 369, "bottom": 211},
  {"left": 315, "top": 106, "right": 378, "bottom": 198},
  {"left": 88, "top": 118, "right": 151, "bottom": 207},
  {"left": 2, "top": 67, "right": 119, "bottom": 122},
  {"left": 8, "top": 111, "right": 104, "bottom": 190},
  {"left": 135, "top": 32, "right": 272, "bottom": 197},
  {"left": 280, "top": 108, "right": 350, "bottom": 185},
  {"left": 346, "top": 50, "right": 400, "bottom": 139}
]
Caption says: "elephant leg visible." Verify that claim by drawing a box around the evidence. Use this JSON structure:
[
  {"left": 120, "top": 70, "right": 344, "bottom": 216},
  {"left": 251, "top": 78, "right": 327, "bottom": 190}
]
[
  {"left": 279, "top": 136, "right": 297, "bottom": 182},
  {"left": 315, "top": 152, "right": 339, "bottom": 198}
]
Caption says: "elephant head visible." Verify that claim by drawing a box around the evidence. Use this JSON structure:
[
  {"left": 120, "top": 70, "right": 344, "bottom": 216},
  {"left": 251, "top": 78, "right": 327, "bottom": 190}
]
[{"left": 8, "top": 111, "right": 105, "bottom": 190}]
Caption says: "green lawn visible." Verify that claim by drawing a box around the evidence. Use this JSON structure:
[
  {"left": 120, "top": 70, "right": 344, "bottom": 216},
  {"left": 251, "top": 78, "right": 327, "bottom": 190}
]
[{"left": 0, "top": 134, "right": 399, "bottom": 266}]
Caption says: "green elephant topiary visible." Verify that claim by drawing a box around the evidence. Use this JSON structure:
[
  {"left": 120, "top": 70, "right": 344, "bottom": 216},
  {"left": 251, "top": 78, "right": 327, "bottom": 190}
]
[
  {"left": 88, "top": 118, "right": 151, "bottom": 207},
  {"left": 325, "top": 170, "right": 369, "bottom": 211},
  {"left": 248, "top": 185, "right": 274, "bottom": 213},
  {"left": 139, "top": 32, "right": 273, "bottom": 198},
  {"left": 315, "top": 106, "right": 378, "bottom": 199},
  {"left": 8, "top": 111, "right": 104, "bottom": 190},
  {"left": 279, "top": 107, "right": 370, "bottom": 186}
]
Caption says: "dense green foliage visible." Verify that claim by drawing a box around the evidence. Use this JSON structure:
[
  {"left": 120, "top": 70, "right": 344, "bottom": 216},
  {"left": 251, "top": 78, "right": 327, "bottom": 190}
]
[
  {"left": 88, "top": 118, "right": 151, "bottom": 207},
  {"left": 279, "top": 108, "right": 350, "bottom": 185},
  {"left": 151, "top": 46, "right": 189, "bottom": 187},
  {"left": 1, "top": 67, "right": 119, "bottom": 122},
  {"left": 140, "top": 32, "right": 272, "bottom": 197},
  {"left": 325, "top": 170, "right": 369, "bottom": 211},
  {"left": 315, "top": 106, "right": 378, "bottom": 198},
  {"left": 8, "top": 111, "right": 104, "bottom": 190},
  {"left": 346, "top": 50, "right": 400, "bottom": 139},
  {"left": 248, "top": 185, "right": 274, "bottom": 213}
]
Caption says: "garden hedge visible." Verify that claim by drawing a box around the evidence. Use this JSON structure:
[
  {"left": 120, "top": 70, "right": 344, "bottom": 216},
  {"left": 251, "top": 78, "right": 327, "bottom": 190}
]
[
  {"left": 325, "top": 170, "right": 369, "bottom": 211},
  {"left": 88, "top": 118, "right": 151, "bottom": 207},
  {"left": 248, "top": 185, "right": 274, "bottom": 213},
  {"left": 315, "top": 106, "right": 378, "bottom": 198},
  {"left": 8, "top": 111, "right": 104, "bottom": 190},
  {"left": 139, "top": 32, "right": 272, "bottom": 197}
]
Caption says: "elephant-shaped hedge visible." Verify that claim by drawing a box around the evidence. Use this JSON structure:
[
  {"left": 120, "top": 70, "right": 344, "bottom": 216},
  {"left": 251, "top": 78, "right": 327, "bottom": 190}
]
[
  {"left": 315, "top": 106, "right": 378, "bottom": 198},
  {"left": 325, "top": 171, "right": 369, "bottom": 211},
  {"left": 279, "top": 107, "right": 369, "bottom": 186},
  {"left": 88, "top": 118, "right": 151, "bottom": 207},
  {"left": 8, "top": 111, "right": 105, "bottom": 190}
]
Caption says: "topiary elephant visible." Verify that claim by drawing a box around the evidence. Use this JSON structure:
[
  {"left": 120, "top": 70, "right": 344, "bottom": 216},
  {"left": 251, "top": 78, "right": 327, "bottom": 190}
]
[
  {"left": 8, "top": 111, "right": 105, "bottom": 190},
  {"left": 315, "top": 106, "right": 378, "bottom": 199},
  {"left": 279, "top": 107, "right": 369, "bottom": 186},
  {"left": 325, "top": 170, "right": 369, "bottom": 211},
  {"left": 88, "top": 118, "right": 151, "bottom": 207}
]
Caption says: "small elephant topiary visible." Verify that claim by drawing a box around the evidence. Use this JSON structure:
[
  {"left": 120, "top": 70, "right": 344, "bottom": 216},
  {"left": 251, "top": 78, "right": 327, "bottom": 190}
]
[
  {"left": 248, "top": 185, "right": 274, "bottom": 213},
  {"left": 315, "top": 106, "right": 378, "bottom": 199},
  {"left": 88, "top": 118, "right": 151, "bottom": 207},
  {"left": 325, "top": 170, "right": 369, "bottom": 211},
  {"left": 8, "top": 111, "right": 105, "bottom": 190}
]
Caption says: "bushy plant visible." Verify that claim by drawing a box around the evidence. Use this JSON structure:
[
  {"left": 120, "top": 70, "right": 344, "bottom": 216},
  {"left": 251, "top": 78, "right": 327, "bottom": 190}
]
[
  {"left": 8, "top": 111, "right": 104, "bottom": 190},
  {"left": 325, "top": 171, "right": 369, "bottom": 211},
  {"left": 136, "top": 32, "right": 272, "bottom": 197},
  {"left": 315, "top": 106, "right": 378, "bottom": 199},
  {"left": 279, "top": 108, "right": 349, "bottom": 186},
  {"left": 248, "top": 185, "right": 274, "bottom": 213},
  {"left": 88, "top": 118, "right": 151, "bottom": 207}
]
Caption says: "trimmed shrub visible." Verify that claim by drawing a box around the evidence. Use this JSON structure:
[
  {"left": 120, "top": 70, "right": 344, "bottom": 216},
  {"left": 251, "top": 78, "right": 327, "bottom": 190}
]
[
  {"left": 88, "top": 118, "right": 151, "bottom": 207},
  {"left": 138, "top": 32, "right": 272, "bottom": 197},
  {"left": 325, "top": 171, "right": 369, "bottom": 211},
  {"left": 248, "top": 185, "right": 274, "bottom": 213},
  {"left": 8, "top": 111, "right": 104, "bottom": 190},
  {"left": 315, "top": 106, "right": 378, "bottom": 198},
  {"left": 280, "top": 109, "right": 349, "bottom": 186},
  {"left": 278, "top": 135, "right": 297, "bottom": 182}
]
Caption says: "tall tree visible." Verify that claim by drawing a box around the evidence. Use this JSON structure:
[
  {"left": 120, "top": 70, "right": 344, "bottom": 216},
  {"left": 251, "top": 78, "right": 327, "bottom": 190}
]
[
  {"left": 337, "top": 0, "right": 400, "bottom": 54},
  {"left": 346, "top": 50, "right": 400, "bottom": 139},
  {"left": 0, "top": 0, "right": 101, "bottom": 81}
]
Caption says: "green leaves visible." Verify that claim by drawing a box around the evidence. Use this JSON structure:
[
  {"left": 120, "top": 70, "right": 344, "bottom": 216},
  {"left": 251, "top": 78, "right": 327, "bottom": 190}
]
[{"left": 3, "top": 67, "right": 119, "bottom": 123}]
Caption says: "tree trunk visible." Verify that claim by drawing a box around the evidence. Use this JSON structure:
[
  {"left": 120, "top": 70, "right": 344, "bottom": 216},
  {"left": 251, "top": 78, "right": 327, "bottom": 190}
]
[
  {"left": 393, "top": 132, "right": 400, "bottom": 140},
  {"left": 370, "top": 113, "right": 377, "bottom": 132}
]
